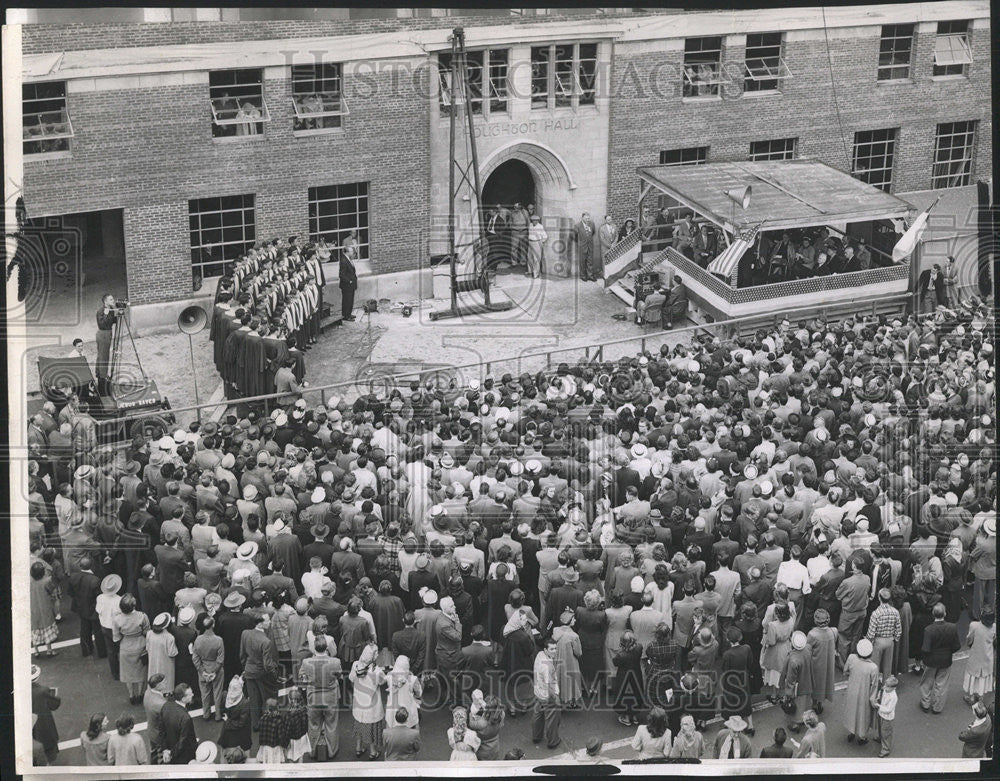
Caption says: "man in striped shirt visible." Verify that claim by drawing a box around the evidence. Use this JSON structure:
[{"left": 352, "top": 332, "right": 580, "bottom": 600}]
[{"left": 865, "top": 588, "right": 902, "bottom": 677}]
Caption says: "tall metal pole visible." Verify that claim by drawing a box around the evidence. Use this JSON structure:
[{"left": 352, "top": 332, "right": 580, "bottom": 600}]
[
  {"left": 458, "top": 27, "right": 486, "bottom": 277},
  {"left": 448, "top": 29, "right": 459, "bottom": 314}
]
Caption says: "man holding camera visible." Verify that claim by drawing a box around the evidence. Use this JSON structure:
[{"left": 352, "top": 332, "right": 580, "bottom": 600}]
[{"left": 96, "top": 293, "right": 121, "bottom": 395}]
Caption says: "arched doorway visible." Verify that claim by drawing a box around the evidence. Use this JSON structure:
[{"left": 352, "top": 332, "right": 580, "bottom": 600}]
[{"left": 482, "top": 159, "right": 537, "bottom": 211}]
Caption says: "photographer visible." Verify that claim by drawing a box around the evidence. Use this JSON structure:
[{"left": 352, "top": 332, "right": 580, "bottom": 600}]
[{"left": 96, "top": 293, "right": 121, "bottom": 395}]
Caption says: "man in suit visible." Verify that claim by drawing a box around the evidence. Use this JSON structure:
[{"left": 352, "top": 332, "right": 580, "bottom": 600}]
[
  {"left": 509, "top": 202, "right": 530, "bottom": 268},
  {"left": 155, "top": 532, "right": 188, "bottom": 597},
  {"left": 485, "top": 205, "right": 508, "bottom": 267},
  {"left": 240, "top": 612, "right": 282, "bottom": 730},
  {"left": 596, "top": 214, "right": 618, "bottom": 268},
  {"left": 68, "top": 556, "right": 107, "bottom": 658},
  {"left": 299, "top": 636, "right": 343, "bottom": 760},
  {"left": 191, "top": 616, "right": 226, "bottom": 721},
  {"left": 339, "top": 244, "right": 358, "bottom": 322},
  {"left": 161, "top": 683, "right": 198, "bottom": 764},
  {"left": 917, "top": 263, "right": 947, "bottom": 313},
  {"left": 663, "top": 276, "right": 689, "bottom": 330},
  {"left": 919, "top": 602, "right": 961, "bottom": 714},
  {"left": 391, "top": 611, "right": 426, "bottom": 673},
  {"left": 574, "top": 212, "right": 597, "bottom": 281}
]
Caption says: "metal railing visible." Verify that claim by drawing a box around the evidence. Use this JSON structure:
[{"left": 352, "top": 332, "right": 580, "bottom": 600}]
[{"left": 91, "top": 291, "right": 921, "bottom": 440}]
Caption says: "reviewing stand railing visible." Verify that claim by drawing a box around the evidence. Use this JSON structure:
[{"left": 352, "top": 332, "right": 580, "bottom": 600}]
[{"left": 91, "top": 292, "right": 923, "bottom": 442}]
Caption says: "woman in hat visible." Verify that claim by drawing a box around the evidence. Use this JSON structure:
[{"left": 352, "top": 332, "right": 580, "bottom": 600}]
[
  {"left": 340, "top": 597, "right": 376, "bottom": 669},
  {"left": 603, "top": 591, "right": 635, "bottom": 686},
  {"left": 779, "top": 631, "right": 813, "bottom": 732},
  {"left": 385, "top": 655, "right": 422, "bottom": 729},
  {"left": 963, "top": 609, "right": 995, "bottom": 704},
  {"left": 107, "top": 714, "right": 148, "bottom": 765},
  {"left": 611, "top": 629, "right": 644, "bottom": 726},
  {"left": 113, "top": 593, "right": 150, "bottom": 704},
  {"left": 79, "top": 713, "right": 110, "bottom": 766},
  {"left": 842, "top": 638, "right": 879, "bottom": 744},
  {"left": 575, "top": 589, "right": 608, "bottom": 699},
  {"left": 349, "top": 642, "right": 387, "bottom": 759},
  {"left": 146, "top": 612, "right": 179, "bottom": 692},
  {"left": 500, "top": 608, "right": 536, "bottom": 717},
  {"left": 29, "top": 561, "right": 59, "bottom": 658},
  {"left": 552, "top": 606, "right": 584, "bottom": 708},
  {"left": 96, "top": 574, "right": 123, "bottom": 680},
  {"left": 760, "top": 602, "right": 794, "bottom": 703},
  {"left": 806, "top": 608, "right": 838, "bottom": 714},
  {"left": 219, "top": 675, "right": 253, "bottom": 752}
]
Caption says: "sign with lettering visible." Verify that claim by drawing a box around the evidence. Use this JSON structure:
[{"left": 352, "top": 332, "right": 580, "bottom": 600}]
[{"left": 473, "top": 118, "right": 581, "bottom": 138}]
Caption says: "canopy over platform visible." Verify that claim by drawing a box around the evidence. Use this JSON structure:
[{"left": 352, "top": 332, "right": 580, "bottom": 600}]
[{"left": 637, "top": 159, "right": 916, "bottom": 234}]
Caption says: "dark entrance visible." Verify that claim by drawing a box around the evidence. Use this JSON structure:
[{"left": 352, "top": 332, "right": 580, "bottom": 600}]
[
  {"left": 17, "top": 208, "right": 127, "bottom": 337},
  {"left": 482, "top": 159, "right": 537, "bottom": 210}
]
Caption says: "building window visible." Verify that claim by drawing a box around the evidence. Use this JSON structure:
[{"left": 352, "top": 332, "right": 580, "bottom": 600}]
[
  {"left": 189, "top": 195, "right": 256, "bottom": 279},
  {"left": 659, "top": 147, "right": 709, "bottom": 166},
  {"left": 749, "top": 138, "right": 797, "bottom": 161},
  {"left": 209, "top": 68, "right": 270, "bottom": 138},
  {"left": 932, "top": 20, "right": 972, "bottom": 77},
  {"left": 530, "top": 43, "right": 599, "bottom": 110},
  {"left": 438, "top": 49, "right": 508, "bottom": 119},
  {"left": 292, "top": 63, "right": 347, "bottom": 133},
  {"left": 877, "top": 24, "right": 915, "bottom": 81},
  {"left": 23, "top": 81, "right": 73, "bottom": 155},
  {"left": 852, "top": 128, "right": 898, "bottom": 192},
  {"left": 683, "top": 36, "right": 725, "bottom": 98},
  {"left": 932, "top": 121, "right": 977, "bottom": 189},
  {"left": 744, "top": 32, "right": 790, "bottom": 92},
  {"left": 308, "top": 183, "right": 370, "bottom": 261}
]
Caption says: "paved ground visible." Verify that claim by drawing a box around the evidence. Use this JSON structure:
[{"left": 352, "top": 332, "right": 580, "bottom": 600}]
[
  {"left": 303, "top": 271, "right": 691, "bottom": 401},
  {"left": 35, "top": 591, "right": 982, "bottom": 766},
  {"left": 19, "top": 327, "right": 219, "bottom": 429}
]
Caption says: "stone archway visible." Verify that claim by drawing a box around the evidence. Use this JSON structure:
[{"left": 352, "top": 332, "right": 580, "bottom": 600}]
[{"left": 480, "top": 141, "right": 577, "bottom": 276}]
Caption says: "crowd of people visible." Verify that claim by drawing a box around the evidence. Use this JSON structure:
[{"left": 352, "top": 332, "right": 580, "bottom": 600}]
[{"left": 26, "top": 284, "right": 996, "bottom": 764}]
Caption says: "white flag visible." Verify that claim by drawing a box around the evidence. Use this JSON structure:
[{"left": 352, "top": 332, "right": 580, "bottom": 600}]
[{"left": 892, "top": 196, "right": 941, "bottom": 262}]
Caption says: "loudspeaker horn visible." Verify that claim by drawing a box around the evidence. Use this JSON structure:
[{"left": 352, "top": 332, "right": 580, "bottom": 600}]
[
  {"left": 724, "top": 184, "right": 753, "bottom": 210},
  {"left": 178, "top": 304, "right": 208, "bottom": 334}
]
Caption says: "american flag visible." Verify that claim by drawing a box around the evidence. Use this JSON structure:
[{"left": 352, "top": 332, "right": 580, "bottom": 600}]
[{"left": 707, "top": 223, "right": 761, "bottom": 278}]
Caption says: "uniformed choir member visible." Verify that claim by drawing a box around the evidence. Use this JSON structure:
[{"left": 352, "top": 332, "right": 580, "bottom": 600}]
[{"left": 209, "top": 237, "right": 324, "bottom": 402}]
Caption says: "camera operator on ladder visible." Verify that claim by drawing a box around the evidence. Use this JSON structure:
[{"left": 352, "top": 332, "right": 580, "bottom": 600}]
[{"left": 96, "top": 293, "right": 120, "bottom": 395}]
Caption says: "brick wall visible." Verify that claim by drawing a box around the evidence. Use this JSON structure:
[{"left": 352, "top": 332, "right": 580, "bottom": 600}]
[
  {"left": 20, "top": 11, "right": 647, "bottom": 54},
  {"left": 607, "top": 25, "right": 992, "bottom": 221},
  {"left": 23, "top": 63, "right": 431, "bottom": 305}
]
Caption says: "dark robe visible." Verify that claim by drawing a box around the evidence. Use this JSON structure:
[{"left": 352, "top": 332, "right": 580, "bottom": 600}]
[
  {"left": 241, "top": 332, "right": 267, "bottom": 398},
  {"left": 210, "top": 307, "right": 235, "bottom": 373},
  {"left": 223, "top": 327, "right": 248, "bottom": 394}
]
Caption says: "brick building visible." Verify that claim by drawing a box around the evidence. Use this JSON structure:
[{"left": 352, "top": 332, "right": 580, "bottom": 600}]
[{"left": 6, "top": 3, "right": 991, "bottom": 330}]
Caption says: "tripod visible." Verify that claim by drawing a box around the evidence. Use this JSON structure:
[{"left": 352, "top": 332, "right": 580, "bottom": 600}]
[
  {"left": 107, "top": 304, "right": 151, "bottom": 399},
  {"left": 360, "top": 302, "right": 379, "bottom": 378}
]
